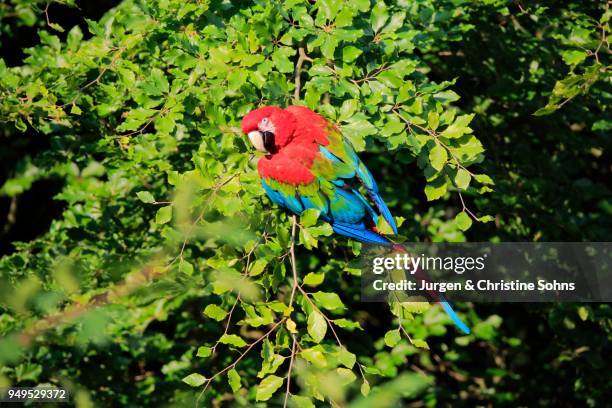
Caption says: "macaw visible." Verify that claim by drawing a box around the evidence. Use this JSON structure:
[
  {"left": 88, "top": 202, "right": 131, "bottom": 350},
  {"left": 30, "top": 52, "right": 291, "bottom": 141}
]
[{"left": 241, "top": 105, "right": 470, "bottom": 334}]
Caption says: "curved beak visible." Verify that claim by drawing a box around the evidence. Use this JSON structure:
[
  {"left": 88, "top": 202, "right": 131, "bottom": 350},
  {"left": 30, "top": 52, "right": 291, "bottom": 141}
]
[{"left": 248, "top": 131, "right": 267, "bottom": 152}]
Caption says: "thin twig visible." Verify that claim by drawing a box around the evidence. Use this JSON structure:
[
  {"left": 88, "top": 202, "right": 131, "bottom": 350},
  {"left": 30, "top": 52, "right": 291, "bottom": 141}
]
[
  {"left": 43, "top": 2, "right": 51, "bottom": 26},
  {"left": 283, "top": 334, "right": 297, "bottom": 408},
  {"left": 458, "top": 190, "right": 479, "bottom": 221}
]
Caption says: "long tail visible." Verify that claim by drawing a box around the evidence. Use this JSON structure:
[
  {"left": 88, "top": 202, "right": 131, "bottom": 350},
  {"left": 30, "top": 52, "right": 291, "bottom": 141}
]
[
  {"left": 391, "top": 243, "right": 471, "bottom": 335},
  {"left": 439, "top": 298, "right": 471, "bottom": 334}
]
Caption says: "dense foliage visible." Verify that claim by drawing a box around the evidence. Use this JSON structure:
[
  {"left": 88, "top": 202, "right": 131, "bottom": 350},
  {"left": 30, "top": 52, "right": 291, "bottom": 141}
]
[{"left": 0, "top": 0, "right": 610, "bottom": 406}]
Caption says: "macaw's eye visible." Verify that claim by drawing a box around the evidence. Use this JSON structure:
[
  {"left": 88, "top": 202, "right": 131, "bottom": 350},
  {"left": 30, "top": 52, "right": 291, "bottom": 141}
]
[
  {"left": 261, "top": 131, "right": 276, "bottom": 152},
  {"left": 261, "top": 118, "right": 269, "bottom": 125}
]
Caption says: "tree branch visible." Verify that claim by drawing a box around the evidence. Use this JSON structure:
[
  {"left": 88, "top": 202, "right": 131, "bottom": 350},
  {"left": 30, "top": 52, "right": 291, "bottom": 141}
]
[
  {"left": 287, "top": 215, "right": 299, "bottom": 308},
  {"left": 283, "top": 334, "right": 297, "bottom": 408},
  {"left": 293, "top": 47, "right": 312, "bottom": 101}
]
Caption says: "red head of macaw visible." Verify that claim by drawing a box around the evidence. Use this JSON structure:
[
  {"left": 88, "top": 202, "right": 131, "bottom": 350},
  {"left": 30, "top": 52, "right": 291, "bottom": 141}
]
[{"left": 241, "top": 105, "right": 471, "bottom": 335}]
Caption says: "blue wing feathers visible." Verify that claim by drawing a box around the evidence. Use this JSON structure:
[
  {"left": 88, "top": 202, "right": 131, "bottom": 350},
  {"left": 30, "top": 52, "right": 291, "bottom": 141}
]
[
  {"left": 263, "top": 144, "right": 397, "bottom": 245},
  {"left": 320, "top": 145, "right": 398, "bottom": 236},
  {"left": 356, "top": 162, "right": 398, "bottom": 235},
  {"left": 261, "top": 179, "right": 303, "bottom": 214},
  {"left": 370, "top": 192, "right": 398, "bottom": 235}
]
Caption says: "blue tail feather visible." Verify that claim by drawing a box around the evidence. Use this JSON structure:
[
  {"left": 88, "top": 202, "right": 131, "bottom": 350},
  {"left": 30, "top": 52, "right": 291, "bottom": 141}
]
[
  {"left": 440, "top": 300, "right": 471, "bottom": 334},
  {"left": 332, "top": 222, "right": 391, "bottom": 245}
]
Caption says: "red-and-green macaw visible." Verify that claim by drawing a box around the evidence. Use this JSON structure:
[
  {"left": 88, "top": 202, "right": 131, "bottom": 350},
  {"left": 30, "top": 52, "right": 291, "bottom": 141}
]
[{"left": 241, "top": 105, "right": 470, "bottom": 334}]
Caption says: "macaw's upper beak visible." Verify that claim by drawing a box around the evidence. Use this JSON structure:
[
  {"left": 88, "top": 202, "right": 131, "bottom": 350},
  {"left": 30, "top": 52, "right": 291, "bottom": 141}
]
[
  {"left": 248, "top": 130, "right": 276, "bottom": 153},
  {"left": 248, "top": 130, "right": 267, "bottom": 152}
]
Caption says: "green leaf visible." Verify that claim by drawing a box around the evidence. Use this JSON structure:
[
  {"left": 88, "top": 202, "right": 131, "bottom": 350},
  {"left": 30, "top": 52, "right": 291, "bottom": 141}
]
[
  {"left": 312, "top": 291, "right": 345, "bottom": 311},
  {"left": 303, "top": 272, "right": 324, "bottom": 286},
  {"left": 317, "top": 0, "right": 340, "bottom": 22},
  {"left": 382, "top": 11, "right": 406, "bottom": 34},
  {"left": 320, "top": 35, "right": 339, "bottom": 59},
  {"left": 257, "top": 354, "right": 285, "bottom": 378},
  {"left": 429, "top": 144, "right": 447, "bottom": 171},
  {"left": 370, "top": 1, "right": 389, "bottom": 32},
  {"left": 339, "top": 99, "right": 359, "bottom": 121},
  {"left": 142, "top": 68, "right": 169, "bottom": 96},
  {"left": 249, "top": 258, "right": 267, "bottom": 277},
  {"left": 427, "top": 111, "right": 439, "bottom": 130},
  {"left": 300, "top": 209, "right": 321, "bottom": 227},
  {"left": 301, "top": 347, "right": 327, "bottom": 368},
  {"left": 336, "top": 367, "right": 357, "bottom": 385},
  {"left": 256, "top": 375, "right": 284, "bottom": 401},
  {"left": 454, "top": 113, "right": 475, "bottom": 128},
  {"left": 454, "top": 168, "right": 471, "bottom": 190},
  {"left": 411, "top": 339, "right": 430, "bottom": 350},
  {"left": 478, "top": 215, "right": 494, "bottom": 223},
  {"left": 401, "top": 302, "right": 430, "bottom": 314},
  {"left": 338, "top": 347, "right": 356, "bottom": 369},
  {"left": 155, "top": 206, "right": 173, "bottom": 224},
  {"left": 361, "top": 379, "right": 371, "bottom": 397},
  {"left": 577, "top": 306, "right": 589, "bottom": 321},
  {"left": 342, "top": 46, "right": 362, "bottom": 62},
  {"left": 179, "top": 261, "right": 194, "bottom": 275},
  {"left": 272, "top": 47, "right": 296, "bottom": 73},
  {"left": 384, "top": 329, "right": 401, "bottom": 347},
  {"left": 307, "top": 223, "right": 333, "bottom": 237},
  {"left": 48, "top": 22, "right": 65, "bottom": 32},
  {"left": 592, "top": 119, "right": 612, "bottom": 131},
  {"left": 434, "top": 90, "right": 460, "bottom": 103},
  {"left": 203, "top": 304, "right": 228, "bottom": 321},
  {"left": 136, "top": 191, "right": 155, "bottom": 204},
  {"left": 455, "top": 211, "right": 473, "bottom": 231},
  {"left": 300, "top": 228, "right": 318, "bottom": 250},
  {"left": 441, "top": 124, "right": 467, "bottom": 139},
  {"left": 332, "top": 318, "right": 362, "bottom": 331},
  {"left": 533, "top": 104, "right": 559, "bottom": 116},
  {"left": 219, "top": 334, "right": 247, "bottom": 348},
  {"left": 561, "top": 50, "right": 588, "bottom": 66},
  {"left": 473, "top": 315, "right": 502, "bottom": 340},
  {"left": 70, "top": 104, "right": 82, "bottom": 115},
  {"left": 381, "top": 115, "right": 405, "bottom": 137},
  {"left": 307, "top": 311, "right": 327, "bottom": 343},
  {"left": 182, "top": 373, "right": 207, "bottom": 387},
  {"left": 424, "top": 176, "right": 448, "bottom": 201},
  {"left": 474, "top": 174, "right": 494, "bottom": 185},
  {"left": 196, "top": 346, "right": 212, "bottom": 358},
  {"left": 228, "top": 369, "right": 241, "bottom": 392},
  {"left": 291, "top": 395, "right": 315, "bottom": 408}
]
